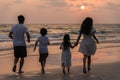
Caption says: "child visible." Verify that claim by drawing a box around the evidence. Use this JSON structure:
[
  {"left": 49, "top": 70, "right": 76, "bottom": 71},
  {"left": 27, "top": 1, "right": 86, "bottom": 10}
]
[
  {"left": 74, "top": 17, "right": 99, "bottom": 74},
  {"left": 60, "top": 34, "right": 74, "bottom": 74},
  {"left": 33, "top": 28, "right": 49, "bottom": 74}
]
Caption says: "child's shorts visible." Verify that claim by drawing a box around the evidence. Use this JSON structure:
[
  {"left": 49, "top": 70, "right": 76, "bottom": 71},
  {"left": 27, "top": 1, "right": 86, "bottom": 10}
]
[{"left": 39, "top": 53, "right": 48, "bottom": 62}]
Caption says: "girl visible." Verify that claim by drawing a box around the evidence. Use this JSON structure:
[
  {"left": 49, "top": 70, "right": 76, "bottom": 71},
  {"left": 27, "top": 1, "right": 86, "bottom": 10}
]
[
  {"left": 74, "top": 17, "right": 99, "bottom": 74},
  {"left": 60, "top": 34, "right": 74, "bottom": 74},
  {"left": 33, "top": 28, "right": 50, "bottom": 74}
]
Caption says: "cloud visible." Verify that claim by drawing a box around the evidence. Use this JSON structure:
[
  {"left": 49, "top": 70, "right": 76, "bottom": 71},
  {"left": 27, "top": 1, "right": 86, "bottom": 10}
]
[
  {"left": 41, "top": 0, "right": 68, "bottom": 7},
  {"left": 0, "top": 0, "right": 120, "bottom": 24},
  {"left": 106, "top": 2, "right": 120, "bottom": 9},
  {"left": 37, "top": 0, "right": 71, "bottom": 9},
  {"left": 74, "top": 0, "right": 119, "bottom": 10},
  {"left": 14, "top": 0, "right": 24, "bottom": 4},
  {"left": 76, "top": 3, "right": 94, "bottom": 8},
  {"left": 76, "top": 4, "right": 81, "bottom": 8},
  {"left": 70, "top": 0, "right": 78, "bottom": 1},
  {"left": 68, "top": 3, "right": 74, "bottom": 7},
  {"left": 70, "top": 0, "right": 84, "bottom": 1}
]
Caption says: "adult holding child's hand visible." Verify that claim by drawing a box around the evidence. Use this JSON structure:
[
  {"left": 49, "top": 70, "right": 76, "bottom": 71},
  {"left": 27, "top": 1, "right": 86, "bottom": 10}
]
[{"left": 74, "top": 17, "right": 99, "bottom": 74}]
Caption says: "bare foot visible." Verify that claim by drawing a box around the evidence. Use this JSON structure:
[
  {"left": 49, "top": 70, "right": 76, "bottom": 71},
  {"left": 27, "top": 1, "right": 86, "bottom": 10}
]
[
  {"left": 12, "top": 66, "right": 16, "bottom": 72},
  {"left": 42, "top": 68, "right": 45, "bottom": 74},
  {"left": 18, "top": 71, "right": 24, "bottom": 74},
  {"left": 67, "top": 69, "right": 70, "bottom": 73},
  {"left": 63, "top": 69, "right": 66, "bottom": 74},
  {"left": 88, "top": 67, "right": 91, "bottom": 72},
  {"left": 83, "top": 67, "right": 87, "bottom": 74}
]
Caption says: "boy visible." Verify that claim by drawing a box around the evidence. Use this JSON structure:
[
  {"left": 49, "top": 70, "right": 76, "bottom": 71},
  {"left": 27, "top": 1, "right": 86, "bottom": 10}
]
[{"left": 33, "top": 28, "right": 49, "bottom": 74}]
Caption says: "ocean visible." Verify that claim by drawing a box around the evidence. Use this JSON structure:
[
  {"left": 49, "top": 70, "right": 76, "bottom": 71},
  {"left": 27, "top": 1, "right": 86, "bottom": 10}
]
[{"left": 0, "top": 24, "right": 120, "bottom": 57}]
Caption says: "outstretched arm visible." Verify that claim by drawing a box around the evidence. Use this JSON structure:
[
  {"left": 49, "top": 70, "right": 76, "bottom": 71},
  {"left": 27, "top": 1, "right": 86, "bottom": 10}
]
[
  {"left": 74, "top": 33, "right": 81, "bottom": 46},
  {"left": 93, "top": 34, "right": 99, "bottom": 43},
  {"left": 70, "top": 43, "right": 74, "bottom": 49},
  {"left": 8, "top": 32, "right": 13, "bottom": 39},
  {"left": 26, "top": 32, "right": 30, "bottom": 43},
  {"left": 48, "top": 41, "right": 50, "bottom": 45},
  {"left": 33, "top": 40, "right": 39, "bottom": 51},
  {"left": 60, "top": 43, "right": 62, "bottom": 49}
]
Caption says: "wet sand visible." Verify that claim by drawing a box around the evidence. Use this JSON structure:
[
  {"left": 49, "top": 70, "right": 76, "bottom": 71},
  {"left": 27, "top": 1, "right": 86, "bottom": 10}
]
[{"left": 0, "top": 43, "right": 120, "bottom": 80}]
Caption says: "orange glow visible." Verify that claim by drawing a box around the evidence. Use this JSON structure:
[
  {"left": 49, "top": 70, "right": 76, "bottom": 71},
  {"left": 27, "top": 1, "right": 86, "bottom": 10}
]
[{"left": 80, "top": 5, "right": 85, "bottom": 10}]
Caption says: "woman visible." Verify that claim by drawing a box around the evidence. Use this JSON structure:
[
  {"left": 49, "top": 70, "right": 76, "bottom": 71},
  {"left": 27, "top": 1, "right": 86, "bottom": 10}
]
[{"left": 74, "top": 17, "right": 99, "bottom": 74}]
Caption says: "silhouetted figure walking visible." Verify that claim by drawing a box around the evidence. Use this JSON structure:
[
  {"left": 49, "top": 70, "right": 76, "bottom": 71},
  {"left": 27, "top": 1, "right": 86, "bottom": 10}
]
[
  {"left": 33, "top": 28, "right": 49, "bottom": 74},
  {"left": 9, "top": 15, "right": 30, "bottom": 74},
  {"left": 74, "top": 17, "right": 99, "bottom": 74},
  {"left": 60, "top": 34, "right": 74, "bottom": 74}
]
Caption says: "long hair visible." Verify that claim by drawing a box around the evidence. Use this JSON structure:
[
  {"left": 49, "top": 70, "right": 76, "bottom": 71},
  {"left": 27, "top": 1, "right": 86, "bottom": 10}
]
[
  {"left": 80, "top": 17, "right": 93, "bottom": 35},
  {"left": 63, "top": 34, "right": 70, "bottom": 50}
]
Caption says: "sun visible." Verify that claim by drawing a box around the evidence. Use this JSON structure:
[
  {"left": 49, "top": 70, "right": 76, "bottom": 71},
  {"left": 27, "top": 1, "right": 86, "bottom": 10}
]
[{"left": 80, "top": 5, "right": 85, "bottom": 10}]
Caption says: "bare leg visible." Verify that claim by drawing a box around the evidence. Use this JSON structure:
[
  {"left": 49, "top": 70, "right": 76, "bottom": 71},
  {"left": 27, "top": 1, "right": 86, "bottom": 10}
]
[
  {"left": 63, "top": 66, "right": 66, "bottom": 74},
  {"left": 67, "top": 67, "right": 70, "bottom": 73},
  {"left": 19, "top": 58, "right": 24, "bottom": 74},
  {"left": 42, "top": 59, "right": 46, "bottom": 69},
  {"left": 41, "top": 61, "right": 45, "bottom": 74},
  {"left": 88, "top": 55, "right": 91, "bottom": 72},
  {"left": 40, "top": 55, "right": 48, "bottom": 74},
  {"left": 40, "top": 61, "right": 44, "bottom": 68},
  {"left": 12, "top": 57, "right": 19, "bottom": 72},
  {"left": 42, "top": 60, "right": 46, "bottom": 74},
  {"left": 44, "top": 55, "right": 48, "bottom": 68},
  {"left": 83, "top": 55, "right": 87, "bottom": 73}
]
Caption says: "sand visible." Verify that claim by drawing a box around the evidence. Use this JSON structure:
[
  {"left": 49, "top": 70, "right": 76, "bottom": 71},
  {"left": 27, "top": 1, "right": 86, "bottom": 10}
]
[{"left": 0, "top": 43, "right": 120, "bottom": 80}]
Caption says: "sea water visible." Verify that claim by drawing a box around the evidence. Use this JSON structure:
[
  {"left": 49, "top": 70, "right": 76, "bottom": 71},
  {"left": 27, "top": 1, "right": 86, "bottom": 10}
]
[{"left": 0, "top": 24, "right": 120, "bottom": 57}]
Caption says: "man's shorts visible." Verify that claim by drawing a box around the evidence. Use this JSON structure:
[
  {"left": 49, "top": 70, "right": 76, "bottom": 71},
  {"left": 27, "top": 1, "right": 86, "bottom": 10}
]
[{"left": 14, "top": 46, "right": 27, "bottom": 58}]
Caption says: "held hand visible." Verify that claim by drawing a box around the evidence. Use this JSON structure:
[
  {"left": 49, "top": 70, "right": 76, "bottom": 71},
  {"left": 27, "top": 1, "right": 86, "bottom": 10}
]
[
  {"left": 10, "top": 37, "right": 13, "bottom": 39},
  {"left": 97, "top": 41, "right": 99, "bottom": 44},
  {"left": 74, "top": 42, "right": 78, "bottom": 46},
  {"left": 72, "top": 43, "right": 78, "bottom": 49},
  {"left": 27, "top": 39, "right": 30, "bottom": 43},
  {"left": 71, "top": 45, "right": 75, "bottom": 49},
  {"left": 33, "top": 48, "right": 36, "bottom": 51},
  {"left": 60, "top": 47, "right": 62, "bottom": 49}
]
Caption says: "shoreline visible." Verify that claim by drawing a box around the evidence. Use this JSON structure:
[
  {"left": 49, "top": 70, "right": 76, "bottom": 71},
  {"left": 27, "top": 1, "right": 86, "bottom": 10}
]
[
  {"left": 0, "top": 61, "right": 120, "bottom": 80},
  {"left": 0, "top": 42, "right": 120, "bottom": 80}
]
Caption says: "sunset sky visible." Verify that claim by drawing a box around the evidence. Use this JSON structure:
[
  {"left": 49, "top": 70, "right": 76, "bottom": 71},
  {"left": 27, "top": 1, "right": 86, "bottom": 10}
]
[{"left": 0, "top": 0, "right": 120, "bottom": 24}]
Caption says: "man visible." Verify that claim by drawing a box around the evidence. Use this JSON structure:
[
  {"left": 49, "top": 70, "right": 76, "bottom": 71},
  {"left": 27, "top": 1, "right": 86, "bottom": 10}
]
[{"left": 9, "top": 15, "right": 30, "bottom": 74}]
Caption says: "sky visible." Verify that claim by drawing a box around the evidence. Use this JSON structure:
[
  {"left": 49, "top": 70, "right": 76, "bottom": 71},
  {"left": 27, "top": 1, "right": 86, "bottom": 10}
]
[{"left": 0, "top": 0, "right": 120, "bottom": 24}]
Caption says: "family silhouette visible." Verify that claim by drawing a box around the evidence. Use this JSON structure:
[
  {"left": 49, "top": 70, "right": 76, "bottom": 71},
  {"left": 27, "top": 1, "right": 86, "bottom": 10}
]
[{"left": 8, "top": 15, "right": 99, "bottom": 75}]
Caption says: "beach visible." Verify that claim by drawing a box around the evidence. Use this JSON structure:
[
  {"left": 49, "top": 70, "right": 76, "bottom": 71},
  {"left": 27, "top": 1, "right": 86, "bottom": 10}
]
[
  {"left": 0, "top": 24, "right": 120, "bottom": 80},
  {"left": 0, "top": 42, "right": 120, "bottom": 80},
  {"left": 0, "top": 0, "right": 120, "bottom": 79}
]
